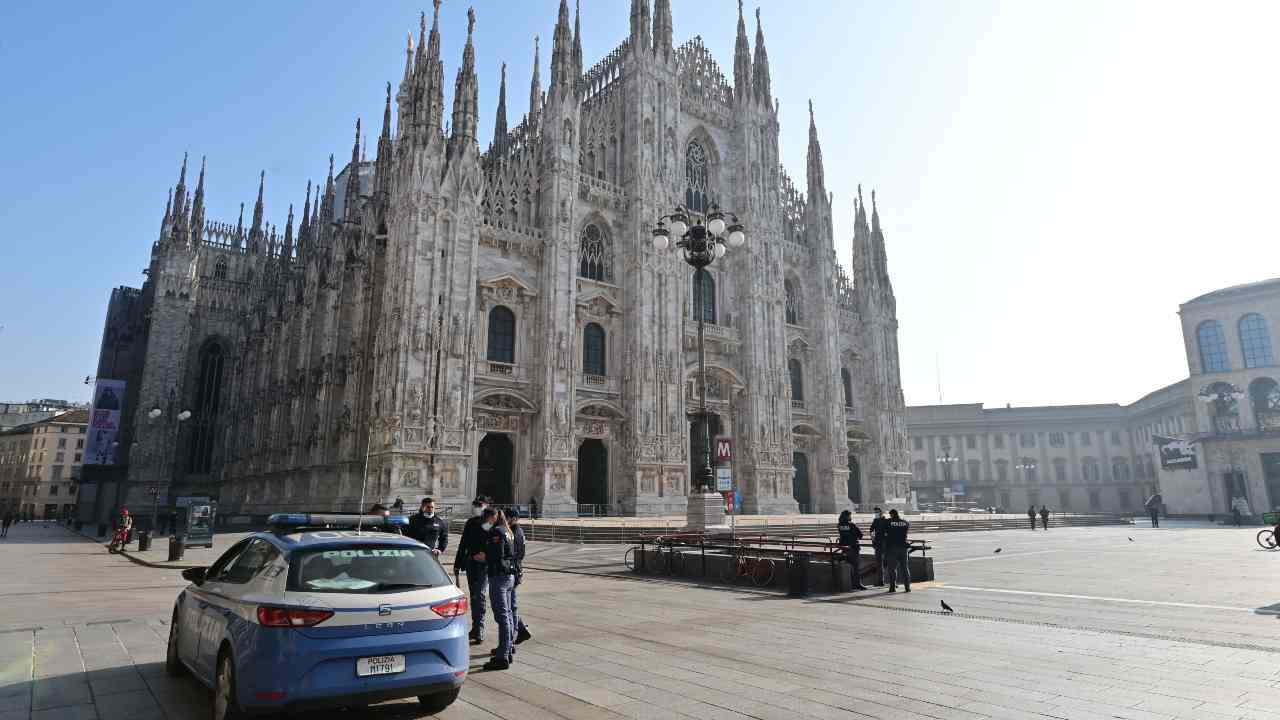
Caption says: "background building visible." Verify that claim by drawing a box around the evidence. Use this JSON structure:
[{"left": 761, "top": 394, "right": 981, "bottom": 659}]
[
  {"left": 0, "top": 409, "right": 88, "bottom": 518},
  {"left": 96, "top": 2, "right": 910, "bottom": 517},
  {"left": 0, "top": 400, "right": 85, "bottom": 432}
]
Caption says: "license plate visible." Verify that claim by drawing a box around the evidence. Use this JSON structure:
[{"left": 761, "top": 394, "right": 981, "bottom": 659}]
[{"left": 356, "top": 655, "right": 406, "bottom": 677}]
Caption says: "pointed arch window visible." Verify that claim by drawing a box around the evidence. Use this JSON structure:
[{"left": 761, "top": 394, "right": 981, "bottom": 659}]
[
  {"left": 487, "top": 306, "right": 516, "bottom": 364},
  {"left": 691, "top": 269, "right": 716, "bottom": 324},
  {"left": 685, "top": 140, "right": 710, "bottom": 214},
  {"left": 578, "top": 224, "right": 611, "bottom": 282},
  {"left": 213, "top": 257, "right": 227, "bottom": 281},
  {"left": 1197, "top": 320, "right": 1230, "bottom": 373},
  {"left": 841, "top": 368, "right": 854, "bottom": 409},
  {"left": 187, "top": 342, "right": 224, "bottom": 475},
  {"left": 1239, "top": 313, "right": 1274, "bottom": 368},
  {"left": 784, "top": 279, "right": 800, "bottom": 325},
  {"left": 789, "top": 358, "right": 804, "bottom": 403},
  {"left": 583, "top": 323, "right": 606, "bottom": 376}
]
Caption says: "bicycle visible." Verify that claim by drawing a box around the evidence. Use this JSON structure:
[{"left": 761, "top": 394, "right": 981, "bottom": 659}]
[
  {"left": 624, "top": 546, "right": 638, "bottom": 571},
  {"left": 1257, "top": 527, "right": 1279, "bottom": 550},
  {"left": 654, "top": 539, "right": 686, "bottom": 576},
  {"left": 721, "top": 548, "right": 776, "bottom": 587}
]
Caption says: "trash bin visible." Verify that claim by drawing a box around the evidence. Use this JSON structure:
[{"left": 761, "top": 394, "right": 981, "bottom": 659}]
[
  {"left": 786, "top": 552, "right": 810, "bottom": 598},
  {"left": 137, "top": 530, "right": 152, "bottom": 552},
  {"left": 168, "top": 535, "right": 185, "bottom": 562}
]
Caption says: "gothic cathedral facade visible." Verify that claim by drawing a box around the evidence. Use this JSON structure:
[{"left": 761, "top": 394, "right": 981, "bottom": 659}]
[{"left": 123, "top": 0, "right": 910, "bottom": 517}]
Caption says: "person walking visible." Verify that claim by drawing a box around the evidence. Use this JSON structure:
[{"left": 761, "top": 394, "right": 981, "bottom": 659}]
[
  {"left": 1027, "top": 505, "right": 1037, "bottom": 531},
  {"left": 1, "top": 512, "right": 12, "bottom": 538},
  {"left": 884, "top": 509, "right": 911, "bottom": 593},
  {"left": 837, "top": 510, "right": 868, "bottom": 591},
  {"left": 869, "top": 507, "right": 889, "bottom": 587},
  {"left": 1144, "top": 492, "right": 1163, "bottom": 528},
  {"left": 1039, "top": 505, "right": 1050, "bottom": 530},
  {"left": 478, "top": 508, "right": 518, "bottom": 671},
  {"left": 509, "top": 511, "right": 532, "bottom": 645},
  {"left": 454, "top": 496, "right": 491, "bottom": 644},
  {"left": 407, "top": 497, "right": 448, "bottom": 556}
]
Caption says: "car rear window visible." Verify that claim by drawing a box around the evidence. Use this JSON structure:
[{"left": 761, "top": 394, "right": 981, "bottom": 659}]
[{"left": 288, "top": 545, "right": 451, "bottom": 593}]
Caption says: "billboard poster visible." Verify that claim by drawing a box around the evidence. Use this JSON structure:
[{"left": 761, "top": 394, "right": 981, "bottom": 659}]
[
  {"left": 1154, "top": 435, "right": 1197, "bottom": 470},
  {"left": 85, "top": 379, "right": 126, "bottom": 466}
]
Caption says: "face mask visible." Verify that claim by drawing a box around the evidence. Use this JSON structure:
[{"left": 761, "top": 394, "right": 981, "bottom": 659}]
[
  {"left": 422, "top": 512, "right": 434, "bottom": 518},
  {"left": 481, "top": 522, "right": 493, "bottom": 532}
]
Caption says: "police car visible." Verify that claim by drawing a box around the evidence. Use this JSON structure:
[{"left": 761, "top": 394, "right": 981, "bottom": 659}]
[{"left": 165, "top": 513, "right": 469, "bottom": 719}]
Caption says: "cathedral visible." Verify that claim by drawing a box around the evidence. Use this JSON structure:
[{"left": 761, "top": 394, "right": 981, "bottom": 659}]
[{"left": 118, "top": 0, "right": 910, "bottom": 517}]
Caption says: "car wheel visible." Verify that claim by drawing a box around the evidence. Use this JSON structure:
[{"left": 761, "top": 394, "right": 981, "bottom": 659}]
[
  {"left": 417, "top": 687, "right": 461, "bottom": 714},
  {"left": 212, "top": 651, "right": 245, "bottom": 720},
  {"left": 165, "top": 614, "right": 185, "bottom": 677}
]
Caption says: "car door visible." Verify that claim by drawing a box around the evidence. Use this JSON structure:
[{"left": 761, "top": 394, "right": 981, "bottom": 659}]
[
  {"left": 198, "top": 539, "right": 278, "bottom": 673},
  {"left": 188, "top": 539, "right": 251, "bottom": 681}
]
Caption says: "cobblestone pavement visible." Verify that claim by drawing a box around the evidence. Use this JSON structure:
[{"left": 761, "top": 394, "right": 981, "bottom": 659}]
[{"left": 1, "top": 521, "right": 1276, "bottom": 719}]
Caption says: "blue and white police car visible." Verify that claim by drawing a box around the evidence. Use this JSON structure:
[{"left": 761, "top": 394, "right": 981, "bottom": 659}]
[{"left": 165, "top": 513, "right": 469, "bottom": 719}]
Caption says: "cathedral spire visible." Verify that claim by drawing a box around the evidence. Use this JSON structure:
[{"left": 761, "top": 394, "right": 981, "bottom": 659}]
[
  {"left": 733, "top": 0, "right": 752, "bottom": 103},
  {"left": 806, "top": 100, "right": 825, "bottom": 199},
  {"left": 549, "top": 0, "right": 574, "bottom": 97},
  {"left": 411, "top": 1, "right": 445, "bottom": 143},
  {"left": 250, "top": 170, "right": 265, "bottom": 252},
  {"left": 752, "top": 8, "right": 772, "bottom": 104},
  {"left": 629, "top": 0, "right": 651, "bottom": 51},
  {"left": 492, "top": 62, "right": 508, "bottom": 154},
  {"left": 298, "top": 180, "right": 312, "bottom": 260},
  {"left": 449, "top": 7, "right": 480, "bottom": 156},
  {"left": 529, "top": 36, "right": 542, "bottom": 125},
  {"left": 160, "top": 188, "right": 172, "bottom": 238},
  {"left": 573, "top": 1, "right": 583, "bottom": 76},
  {"left": 653, "top": 0, "right": 672, "bottom": 58},
  {"left": 171, "top": 153, "right": 189, "bottom": 225},
  {"left": 189, "top": 156, "right": 207, "bottom": 246},
  {"left": 318, "top": 154, "right": 335, "bottom": 244},
  {"left": 344, "top": 119, "right": 362, "bottom": 224},
  {"left": 377, "top": 83, "right": 394, "bottom": 202},
  {"left": 404, "top": 29, "right": 415, "bottom": 83},
  {"left": 282, "top": 203, "right": 294, "bottom": 261}
]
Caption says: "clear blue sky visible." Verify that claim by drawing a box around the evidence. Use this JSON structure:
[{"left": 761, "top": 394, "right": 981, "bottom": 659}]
[{"left": 1, "top": 1, "right": 1276, "bottom": 408}]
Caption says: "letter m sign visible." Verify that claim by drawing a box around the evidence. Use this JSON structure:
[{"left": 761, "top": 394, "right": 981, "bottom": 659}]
[{"left": 714, "top": 438, "right": 733, "bottom": 464}]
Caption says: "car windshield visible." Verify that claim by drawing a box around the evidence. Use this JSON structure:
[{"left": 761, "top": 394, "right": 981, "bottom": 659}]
[{"left": 288, "top": 545, "right": 450, "bottom": 593}]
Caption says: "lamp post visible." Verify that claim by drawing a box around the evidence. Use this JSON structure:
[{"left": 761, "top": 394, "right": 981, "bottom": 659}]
[
  {"left": 147, "top": 395, "right": 191, "bottom": 534},
  {"left": 651, "top": 205, "right": 746, "bottom": 495},
  {"left": 936, "top": 444, "right": 959, "bottom": 503}
]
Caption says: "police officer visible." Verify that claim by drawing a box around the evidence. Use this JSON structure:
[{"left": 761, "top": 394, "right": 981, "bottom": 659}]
[
  {"left": 454, "top": 496, "right": 491, "bottom": 644},
  {"left": 869, "top": 507, "right": 889, "bottom": 587},
  {"left": 1027, "top": 505, "right": 1037, "bottom": 531},
  {"left": 407, "top": 497, "right": 448, "bottom": 555},
  {"left": 884, "top": 509, "right": 911, "bottom": 593},
  {"left": 479, "top": 508, "right": 517, "bottom": 671},
  {"left": 837, "top": 510, "right": 868, "bottom": 591}
]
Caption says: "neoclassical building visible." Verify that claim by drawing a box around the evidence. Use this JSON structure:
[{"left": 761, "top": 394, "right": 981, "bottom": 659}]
[{"left": 105, "top": 1, "right": 909, "bottom": 517}]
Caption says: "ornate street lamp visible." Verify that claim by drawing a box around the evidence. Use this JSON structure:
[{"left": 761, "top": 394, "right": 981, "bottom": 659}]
[
  {"left": 652, "top": 205, "right": 746, "bottom": 494},
  {"left": 148, "top": 398, "right": 191, "bottom": 535},
  {"left": 936, "top": 446, "right": 959, "bottom": 498}
]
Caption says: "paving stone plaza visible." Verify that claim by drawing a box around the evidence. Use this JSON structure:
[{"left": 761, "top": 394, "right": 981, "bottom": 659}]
[{"left": 1, "top": 520, "right": 1276, "bottom": 719}]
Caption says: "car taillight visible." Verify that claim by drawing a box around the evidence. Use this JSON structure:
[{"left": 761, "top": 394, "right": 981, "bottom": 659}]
[
  {"left": 256, "top": 606, "right": 334, "bottom": 628},
  {"left": 431, "top": 596, "right": 468, "bottom": 619}
]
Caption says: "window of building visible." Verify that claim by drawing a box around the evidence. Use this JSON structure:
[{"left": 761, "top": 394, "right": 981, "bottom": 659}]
[
  {"left": 1197, "top": 319, "right": 1231, "bottom": 372},
  {"left": 1048, "top": 432, "right": 1065, "bottom": 448},
  {"left": 188, "top": 341, "right": 226, "bottom": 475},
  {"left": 965, "top": 435, "right": 976, "bottom": 450},
  {"left": 582, "top": 323, "right": 606, "bottom": 376},
  {"left": 1082, "top": 457, "right": 1100, "bottom": 483},
  {"left": 74, "top": 453, "right": 81, "bottom": 463},
  {"left": 685, "top": 141, "right": 711, "bottom": 214},
  {"left": 578, "top": 224, "right": 611, "bottom": 282},
  {"left": 1249, "top": 377, "right": 1280, "bottom": 430},
  {"left": 1088, "top": 490, "right": 1101, "bottom": 511},
  {"left": 994, "top": 434, "right": 1005, "bottom": 450},
  {"left": 486, "top": 306, "right": 516, "bottom": 363},
  {"left": 691, "top": 269, "right": 716, "bottom": 324},
  {"left": 1079, "top": 431, "right": 1091, "bottom": 446},
  {"left": 213, "top": 256, "right": 228, "bottom": 280},
  {"left": 784, "top": 279, "right": 800, "bottom": 325},
  {"left": 912, "top": 436, "right": 923, "bottom": 451},
  {"left": 967, "top": 460, "right": 981, "bottom": 484},
  {"left": 1109, "top": 430, "right": 1121, "bottom": 446},
  {"left": 75, "top": 438, "right": 83, "bottom": 449},
  {"left": 57, "top": 438, "right": 66, "bottom": 449},
  {"left": 1054, "top": 458, "right": 1067, "bottom": 483},
  {"left": 50, "top": 485, "right": 58, "bottom": 496},
  {"left": 1111, "top": 458, "right": 1130, "bottom": 481},
  {"left": 55, "top": 452, "right": 64, "bottom": 463},
  {"left": 1239, "top": 313, "right": 1274, "bottom": 368},
  {"left": 841, "top": 369, "right": 854, "bottom": 409},
  {"left": 1019, "top": 433, "right": 1036, "bottom": 448},
  {"left": 51, "top": 466, "right": 62, "bottom": 480},
  {"left": 788, "top": 359, "right": 804, "bottom": 402}
]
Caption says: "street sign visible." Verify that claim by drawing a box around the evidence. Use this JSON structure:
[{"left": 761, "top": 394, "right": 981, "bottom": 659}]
[
  {"left": 715, "top": 467, "right": 732, "bottom": 492},
  {"left": 714, "top": 437, "right": 733, "bottom": 464}
]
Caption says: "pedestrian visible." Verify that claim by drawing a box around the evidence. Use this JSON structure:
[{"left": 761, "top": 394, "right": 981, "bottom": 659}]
[
  {"left": 454, "top": 496, "right": 491, "bottom": 645},
  {"left": 837, "top": 510, "right": 868, "bottom": 591},
  {"left": 509, "top": 511, "right": 532, "bottom": 645},
  {"left": 392, "top": 497, "right": 405, "bottom": 513},
  {"left": 1027, "top": 505, "right": 1037, "bottom": 531},
  {"left": 884, "top": 509, "right": 911, "bottom": 593},
  {"left": 1, "top": 512, "right": 12, "bottom": 538},
  {"left": 1039, "top": 505, "right": 1050, "bottom": 530},
  {"left": 869, "top": 507, "right": 889, "bottom": 587},
  {"left": 1144, "top": 492, "right": 1162, "bottom": 528},
  {"left": 407, "top": 497, "right": 448, "bottom": 556},
  {"left": 478, "top": 508, "right": 518, "bottom": 671},
  {"left": 529, "top": 496, "right": 539, "bottom": 519},
  {"left": 1231, "top": 505, "right": 1242, "bottom": 527}
]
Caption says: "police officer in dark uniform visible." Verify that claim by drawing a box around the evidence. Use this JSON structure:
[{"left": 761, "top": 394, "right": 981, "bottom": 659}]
[
  {"left": 869, "top": 507, "right": 889, "bottom": 587},
  {"left": 407, "top": 497, "right": 448, "bottom": 555},
  {"left": 884, "top": 509, "right": 911, "bottom": 593},
  {"left": 837, "top": 510, "right": 868, "bottom": 591},
  {"left": 454, "top": 496, "right": 491, "bottom": 644},
  {"left": 480, "top": 508, "right": 518, "bottom": 671}
]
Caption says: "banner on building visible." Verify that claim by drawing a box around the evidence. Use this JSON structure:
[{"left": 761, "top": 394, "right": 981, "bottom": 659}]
[
  {"left": 84, "top": 379, "right": 126, "bottom": 466},
  {"left": 1154, "top": 435, "right": 1197, "bottom": 470}
]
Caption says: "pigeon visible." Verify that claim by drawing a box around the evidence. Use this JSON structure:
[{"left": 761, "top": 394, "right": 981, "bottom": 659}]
[
  {"left": 941, "top": 600, "right": 955, "bottom": 613},
  {"left": 1128, "top": 537, "right": 1134, "bottom": 542},
  {"left": 993, "top": 548, "right": 1002, "bottom": 553}
]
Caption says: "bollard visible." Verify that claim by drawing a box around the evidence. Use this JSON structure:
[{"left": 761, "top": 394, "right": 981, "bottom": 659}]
[
  {"left": 786, "top": 552, "right": 810, "bottom": 598},
  {"left": 168, "top": 535, "right": 185, "bottom": 562},
  {"left": 137, "top": 530, "right": 152, "bottom": 552}
]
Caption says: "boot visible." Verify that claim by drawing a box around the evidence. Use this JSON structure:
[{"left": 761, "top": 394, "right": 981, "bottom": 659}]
[
  {"left": 482, "top": 657, "right": 510, "bottom": 671},
  {"left": 515, "top": 624, "right": 532, "bottom": 644}
]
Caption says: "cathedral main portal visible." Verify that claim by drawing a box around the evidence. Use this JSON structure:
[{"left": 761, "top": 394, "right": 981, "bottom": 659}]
[{"left": 476, "top": 433, "right": 515, "bottom": 504}]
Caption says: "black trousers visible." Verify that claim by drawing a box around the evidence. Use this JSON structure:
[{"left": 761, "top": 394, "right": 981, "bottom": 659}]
[
  {"left": 846, "top": 547, "right": 863, "bottom": 587},
  {"left": 1148, "top": 509, "right": 1159, "bottom": 528}
]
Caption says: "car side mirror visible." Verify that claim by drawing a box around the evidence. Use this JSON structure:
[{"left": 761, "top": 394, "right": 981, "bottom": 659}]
[{"left": 182, "top": 567, "right": 207, "bottom": 585}]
